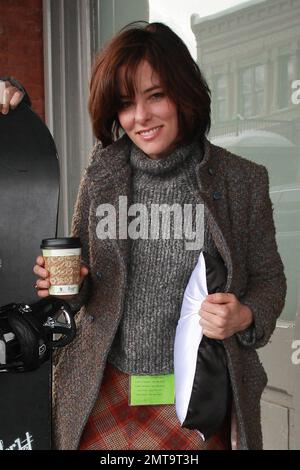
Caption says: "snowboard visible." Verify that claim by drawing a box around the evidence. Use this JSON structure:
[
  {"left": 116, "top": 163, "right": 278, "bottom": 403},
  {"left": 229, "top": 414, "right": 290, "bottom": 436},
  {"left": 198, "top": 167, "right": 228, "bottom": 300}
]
[{"left": 0, "top": 101, "right": 59, "bottom": 450}]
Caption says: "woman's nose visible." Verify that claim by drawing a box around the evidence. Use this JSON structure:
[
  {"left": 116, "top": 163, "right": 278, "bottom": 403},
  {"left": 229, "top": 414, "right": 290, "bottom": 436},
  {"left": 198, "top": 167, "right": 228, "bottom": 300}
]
[{"left": 134, "top": 101, "right": 150, "bottom": 123}]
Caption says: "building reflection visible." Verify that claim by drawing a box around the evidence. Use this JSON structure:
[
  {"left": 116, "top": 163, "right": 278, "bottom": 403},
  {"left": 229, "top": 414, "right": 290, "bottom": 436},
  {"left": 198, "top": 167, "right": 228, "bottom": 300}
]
[{"left": 192, "top": 0, "right": 300, "bottom": 321}]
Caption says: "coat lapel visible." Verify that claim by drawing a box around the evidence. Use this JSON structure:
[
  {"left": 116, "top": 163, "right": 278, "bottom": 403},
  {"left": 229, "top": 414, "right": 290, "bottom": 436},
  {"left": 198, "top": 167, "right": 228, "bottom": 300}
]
[
  {"left": 87, "top": 135, "right": 132, "bottom": 267},
  {"left": 196, "top": 139, "right": 235, "bottom": 292}
]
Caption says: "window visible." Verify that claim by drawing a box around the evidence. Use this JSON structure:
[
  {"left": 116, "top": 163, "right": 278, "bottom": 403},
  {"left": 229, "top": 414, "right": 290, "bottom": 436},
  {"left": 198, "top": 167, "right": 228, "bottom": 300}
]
[
  {"left": 278, "top": 54, "right": 296, "bottom": 109},
  {"left": 239, "top": 64, "right": 265, "bottom": 117},
  {"left": 212, "top": 74, "right": 228, "bottom": 122}
]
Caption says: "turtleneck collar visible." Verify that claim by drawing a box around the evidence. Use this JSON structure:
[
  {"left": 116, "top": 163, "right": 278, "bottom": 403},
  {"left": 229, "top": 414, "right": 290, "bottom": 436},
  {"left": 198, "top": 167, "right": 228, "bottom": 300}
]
[{"left": 130, "top": 139, "right": 203, "bottom": 176}]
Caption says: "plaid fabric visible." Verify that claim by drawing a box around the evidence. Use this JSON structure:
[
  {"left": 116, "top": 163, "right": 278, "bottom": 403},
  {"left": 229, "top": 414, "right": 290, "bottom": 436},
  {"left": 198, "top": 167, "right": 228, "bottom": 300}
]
[{"left": 79, "top": 363, "right": 231, "bottom": 450}]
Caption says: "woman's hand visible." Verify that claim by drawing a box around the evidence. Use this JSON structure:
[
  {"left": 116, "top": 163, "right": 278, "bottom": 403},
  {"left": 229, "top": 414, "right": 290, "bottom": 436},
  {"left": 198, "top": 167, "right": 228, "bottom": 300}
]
[
  {"left": 33, "top": 255, "right": 89, "bottom": 299},
  {"left": 0, "top": 80, "right": 24, "bottom": 114},
  {"left": 199, "top": 292, "right": 253, "bottom": 340}
]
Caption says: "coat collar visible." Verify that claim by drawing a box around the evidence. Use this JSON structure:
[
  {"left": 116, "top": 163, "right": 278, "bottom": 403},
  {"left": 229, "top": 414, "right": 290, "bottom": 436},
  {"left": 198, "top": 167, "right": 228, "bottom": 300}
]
[
  {"left": 87, "top": 135, "right": 234, "bottom": 291},
  {"left": 87, "top": 134, "right": 132, "bottom": 193},
  {"left": 86, "top": 134, "right": 218, "bottom": 199}
]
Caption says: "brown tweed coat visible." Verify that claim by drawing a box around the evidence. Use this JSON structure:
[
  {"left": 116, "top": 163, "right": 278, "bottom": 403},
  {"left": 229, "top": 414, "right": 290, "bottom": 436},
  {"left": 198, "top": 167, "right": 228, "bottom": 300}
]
[{"left": 52, "top": 135, "right": 286, "bottom": 450}]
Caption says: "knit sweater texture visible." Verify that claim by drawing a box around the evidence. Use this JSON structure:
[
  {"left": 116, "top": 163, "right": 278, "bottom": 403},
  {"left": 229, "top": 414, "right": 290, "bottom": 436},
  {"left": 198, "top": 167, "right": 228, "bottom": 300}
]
[{"left": 108, "top": 140, "right": 204, "bottom": 374}]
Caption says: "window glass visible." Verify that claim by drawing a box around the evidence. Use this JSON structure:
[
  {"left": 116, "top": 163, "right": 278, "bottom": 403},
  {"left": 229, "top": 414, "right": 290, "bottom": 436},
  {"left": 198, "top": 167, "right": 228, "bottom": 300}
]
[
  {"left": 255, "top": 64, "right": 264, "bottom": 90},
  {"left": 278, "top": 54, "right": 296, "bottom": 109},
  {"left": 213, "top": 74, "right": 227, "bottom": 122},
  {"left": 241, "top": 67, "right": 252, "bottom": 93},
  {"left": 149, "top": 0, "right": 300, "bottom": 322},
  {"left": 240, "top": 65, "right": 265, "bottom": 117}
]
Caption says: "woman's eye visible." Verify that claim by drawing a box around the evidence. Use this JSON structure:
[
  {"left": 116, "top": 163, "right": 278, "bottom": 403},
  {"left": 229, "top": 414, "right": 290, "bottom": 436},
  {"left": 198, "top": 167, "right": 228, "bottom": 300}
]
[
  {"left": 151, "top": 92, "right": 164, "bottom": 100},
  {"left": 120, "top": 101, "right": 132, "bottom": 109}
]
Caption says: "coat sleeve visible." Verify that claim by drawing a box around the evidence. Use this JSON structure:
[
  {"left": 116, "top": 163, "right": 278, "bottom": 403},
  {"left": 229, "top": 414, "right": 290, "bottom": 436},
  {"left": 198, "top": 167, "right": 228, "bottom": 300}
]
[
  {"left": 67, "top": 142, "right": 103, "bottom": 313},
  {"left": 67, "top": 169, "right": 93, "bottom": 313},
  {"left": 237, "top": 165, "right": 287, "bottom": 349}
]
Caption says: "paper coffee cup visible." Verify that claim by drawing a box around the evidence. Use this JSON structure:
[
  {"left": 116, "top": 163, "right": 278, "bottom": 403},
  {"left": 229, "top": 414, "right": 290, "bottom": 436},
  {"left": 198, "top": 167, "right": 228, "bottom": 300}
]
[{"left": 41, "top": 238, "right": 82, "bottom": 296}]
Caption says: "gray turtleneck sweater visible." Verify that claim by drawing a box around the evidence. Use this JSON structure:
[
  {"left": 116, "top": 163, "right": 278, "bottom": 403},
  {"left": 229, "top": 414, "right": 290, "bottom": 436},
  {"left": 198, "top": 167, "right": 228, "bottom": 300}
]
[{"left": 108, "top": 140, "right": 211, "bottom": 374}]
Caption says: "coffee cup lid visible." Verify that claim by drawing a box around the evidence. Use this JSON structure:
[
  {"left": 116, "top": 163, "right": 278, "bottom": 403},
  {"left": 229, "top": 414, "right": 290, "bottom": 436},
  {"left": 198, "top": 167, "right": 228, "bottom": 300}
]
[{"left": 41, "top": 237, "right": 82, "bottom": 249}]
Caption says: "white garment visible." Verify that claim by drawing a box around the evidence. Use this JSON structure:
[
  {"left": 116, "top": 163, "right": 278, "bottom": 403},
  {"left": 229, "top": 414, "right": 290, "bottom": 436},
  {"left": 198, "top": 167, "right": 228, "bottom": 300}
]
[{"left": 174, "top": 251, "right": 207, "bottom": 431}]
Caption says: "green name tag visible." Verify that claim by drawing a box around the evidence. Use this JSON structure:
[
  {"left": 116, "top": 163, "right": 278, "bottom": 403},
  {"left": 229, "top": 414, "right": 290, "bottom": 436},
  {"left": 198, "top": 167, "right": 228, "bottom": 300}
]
[{"left": 129, "top": 374, "right": 175, "bottom": 406}]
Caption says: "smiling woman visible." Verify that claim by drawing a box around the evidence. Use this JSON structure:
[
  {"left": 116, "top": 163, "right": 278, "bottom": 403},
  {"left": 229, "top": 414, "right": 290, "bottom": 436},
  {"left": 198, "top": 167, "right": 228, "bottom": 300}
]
[
  {"left": 88, "top": 22, "right": 211, "bottom": 148},
  {"left": 29, "top": 21, "right": 286, "bottom": 450},
  {"left": 117, "top": 61, "right": 179, "bottom": 159}
]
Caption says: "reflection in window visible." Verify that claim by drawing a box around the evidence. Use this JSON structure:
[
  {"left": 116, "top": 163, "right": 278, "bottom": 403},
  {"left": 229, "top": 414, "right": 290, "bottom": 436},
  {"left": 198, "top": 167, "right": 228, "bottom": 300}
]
[
  {"left": 212, "top": 74, "right": 227, "bottom": 122},
  {"left": 240, "top": 64, "right": 264, "bottom": 117},
  {"left": 278, "top": 54, "right": 296, "bottom": 109},
  {"left": 148, "top": 0, "right": 300, "bottom": 323}
]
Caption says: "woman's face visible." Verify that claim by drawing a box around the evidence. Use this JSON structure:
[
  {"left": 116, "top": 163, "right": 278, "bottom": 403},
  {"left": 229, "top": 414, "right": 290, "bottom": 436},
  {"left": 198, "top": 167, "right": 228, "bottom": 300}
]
[{"left": 117, "top": 61, "right": 179, "bottom": 160}]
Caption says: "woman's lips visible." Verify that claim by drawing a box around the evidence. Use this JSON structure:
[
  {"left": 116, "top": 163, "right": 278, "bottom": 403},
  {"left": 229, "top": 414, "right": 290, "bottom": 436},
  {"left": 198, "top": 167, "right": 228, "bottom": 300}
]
[{"left": 137, "top": 126, "right": 163, "bottom": 141}]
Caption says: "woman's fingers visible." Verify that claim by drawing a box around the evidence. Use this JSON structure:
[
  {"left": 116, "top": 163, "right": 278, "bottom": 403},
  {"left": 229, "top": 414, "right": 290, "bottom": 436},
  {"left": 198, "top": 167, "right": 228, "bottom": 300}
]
[
  {"left": 36, "top": 255, "right": 45, "bottom": 267},
  {"left": 80, "top": 265, "right": 89, "bottom": 277},
  {"left": 33, "top": 264, "right": 49, "bottom": 279},
  {"left": 33, "top": 255, "right": 88, "bottom": 298},
  {"left": 35, "top": 279, "right": 51, "bottom": 290},
  {"left": 36, "top": 288, "right": 50, "bottom": 298},
  {"left": 79, "top": 265, "right": 89, "bottom": 286},
  {"left": 33, "top": 255, "right": 49, "bottom": 296},
  {"left": 33, "top": 255, "right": 49, "bottom": 278}
]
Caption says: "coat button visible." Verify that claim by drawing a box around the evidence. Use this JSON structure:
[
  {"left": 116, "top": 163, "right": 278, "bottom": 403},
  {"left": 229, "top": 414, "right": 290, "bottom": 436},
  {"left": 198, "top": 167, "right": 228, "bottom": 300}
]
[
  {"left": 213, "top": 191, "right": 222, "bottom": 200},
  {"left": 87, "top": 314, "right": 95, "bottom": 322},
  {"left": 96, "top": 271, "right": 102, "bottom": 280},
  {"left": 208, "top": 167, "right": 214, "bottom": 176}
]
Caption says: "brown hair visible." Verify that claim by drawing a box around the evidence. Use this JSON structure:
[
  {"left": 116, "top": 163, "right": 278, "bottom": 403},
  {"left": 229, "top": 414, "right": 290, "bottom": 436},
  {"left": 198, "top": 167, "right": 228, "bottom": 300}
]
[{"left": 88, "top": 22, "right": 211, "bottom": 147}]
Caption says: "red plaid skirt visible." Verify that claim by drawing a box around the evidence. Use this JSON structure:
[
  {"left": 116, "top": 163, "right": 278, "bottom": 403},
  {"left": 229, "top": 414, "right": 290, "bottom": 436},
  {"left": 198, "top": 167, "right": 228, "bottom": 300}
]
[{"left": 79, "top": 363, "right": 231, "bottom": 450}]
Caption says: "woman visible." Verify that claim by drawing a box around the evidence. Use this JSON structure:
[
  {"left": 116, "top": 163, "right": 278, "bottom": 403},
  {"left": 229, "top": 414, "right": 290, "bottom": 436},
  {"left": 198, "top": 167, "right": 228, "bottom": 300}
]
[{"left": 8, "top": 22, "right": 286, "bottom": 450}]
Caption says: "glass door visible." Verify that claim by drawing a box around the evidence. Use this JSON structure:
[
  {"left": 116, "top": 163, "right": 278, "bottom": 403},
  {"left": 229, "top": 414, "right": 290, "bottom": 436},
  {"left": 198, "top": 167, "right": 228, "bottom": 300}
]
[{"left": 148, "top": 0, "right": 300, "bottom": 449}]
